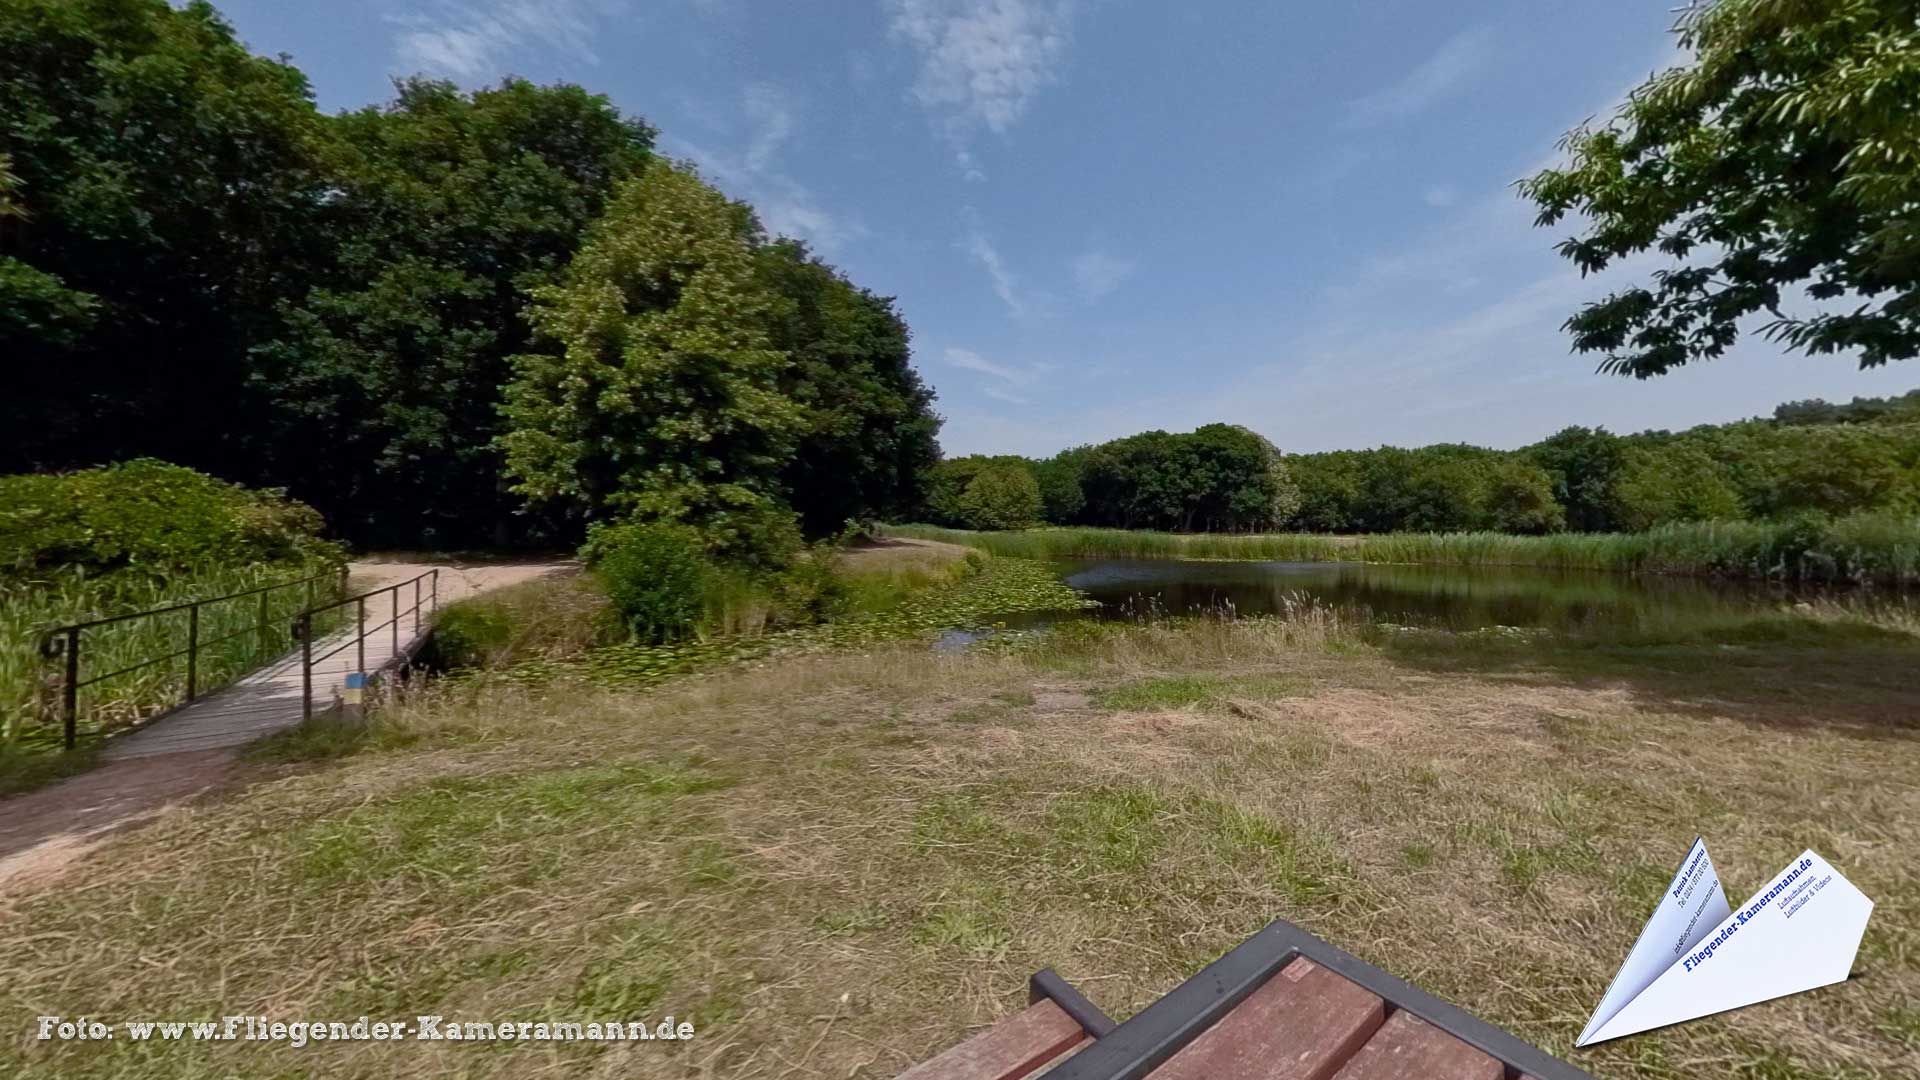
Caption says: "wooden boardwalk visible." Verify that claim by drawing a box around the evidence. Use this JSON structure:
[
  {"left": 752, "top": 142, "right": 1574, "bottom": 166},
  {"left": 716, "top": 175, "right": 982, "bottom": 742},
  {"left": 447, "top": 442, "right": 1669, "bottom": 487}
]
[{"left": 102, "top": 589, "right": 427, "bottom": 761}]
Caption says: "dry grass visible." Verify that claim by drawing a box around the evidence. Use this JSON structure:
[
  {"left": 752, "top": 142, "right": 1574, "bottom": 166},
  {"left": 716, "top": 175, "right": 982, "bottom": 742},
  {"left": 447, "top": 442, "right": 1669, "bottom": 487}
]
[{"left": 2, "top": 613, "right": 1917, "bottom": 1079}]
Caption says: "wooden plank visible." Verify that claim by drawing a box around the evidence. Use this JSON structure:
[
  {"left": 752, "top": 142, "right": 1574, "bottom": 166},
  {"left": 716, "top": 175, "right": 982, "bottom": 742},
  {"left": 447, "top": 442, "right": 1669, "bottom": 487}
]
[
  {"left": 1330, "top": 1010, "right": 1502, "bottom": 1080},
  {"left": 1146, "top": 957, "right": 1383, "bottom": 1080},
  {"left": 101, "top": 615, "right": 423, "bottom": 761},
  {"left": 897, "top": 999, "right": 1088, "bottom": 1080}
]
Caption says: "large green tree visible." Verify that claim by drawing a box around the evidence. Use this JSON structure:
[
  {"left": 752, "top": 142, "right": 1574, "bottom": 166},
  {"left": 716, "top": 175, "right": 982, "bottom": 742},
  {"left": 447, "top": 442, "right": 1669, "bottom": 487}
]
[
  {"left": 1071, "top": 425, "right": 1293, "bottom": 532},
  {"left": 254, "top": 78, "right": 654, "bottom": 545},
  {"left": 1521, "top": 0, "right": 1920, "bottom": 376},
  {"left": 1032, "top": 448, "right": 1090, "bottom": 525},
  {"left": 502, "top": 162, "right": 943, "bottom": 546},
  {"left": 758, "top": 240, "right": 940, "bottom": 535},
  {"left": 1608, "top": 443, "right": 1744, "bottom": 530},
  {"left": 501, "top": 160, "right": 804, "bottom": 538},
  {"left": 1524, "top": 426, "right": 1628, "bottom": 532},
  {"left": 956, "top": 464, "right": 1043, "bottom": 530},
  {"left": 922, "top": 455, "right": 1035, "bottom": 527},
  {"left": 0, "top": 0, "right": 328, "bottom": 472}
]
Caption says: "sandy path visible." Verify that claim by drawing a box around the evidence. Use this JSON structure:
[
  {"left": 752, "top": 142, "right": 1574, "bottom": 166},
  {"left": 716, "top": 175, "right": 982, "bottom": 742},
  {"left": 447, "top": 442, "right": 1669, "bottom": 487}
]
[{"left": 0, "top": 558, "right": 570, "bottom": 902}]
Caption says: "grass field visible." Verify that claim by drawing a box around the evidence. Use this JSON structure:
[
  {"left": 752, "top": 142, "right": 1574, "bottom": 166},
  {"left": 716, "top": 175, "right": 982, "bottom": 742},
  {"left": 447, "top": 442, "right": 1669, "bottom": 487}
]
[
  {"left": 3, "top": 571, "right": 1915, "bottom": 1079},
  {"left": 884, "top": 514, "right": 1920, "bottom": 585}
]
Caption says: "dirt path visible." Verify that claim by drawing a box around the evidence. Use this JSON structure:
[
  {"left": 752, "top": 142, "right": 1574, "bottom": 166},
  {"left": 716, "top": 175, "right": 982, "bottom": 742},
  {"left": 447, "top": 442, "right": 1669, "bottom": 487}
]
[{"left": 0, "top": 558, "right": 570, "bottom": 902}]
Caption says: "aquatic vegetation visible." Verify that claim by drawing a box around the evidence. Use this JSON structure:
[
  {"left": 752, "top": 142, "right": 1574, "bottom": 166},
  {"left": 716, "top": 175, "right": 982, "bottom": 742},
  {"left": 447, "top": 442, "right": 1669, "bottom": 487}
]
[
  {"left": 883, "top": 516, "right": 1920, "bottom": 586},
  {"left": 497, "top": 556, "right": 1096, "bottom": 690}
]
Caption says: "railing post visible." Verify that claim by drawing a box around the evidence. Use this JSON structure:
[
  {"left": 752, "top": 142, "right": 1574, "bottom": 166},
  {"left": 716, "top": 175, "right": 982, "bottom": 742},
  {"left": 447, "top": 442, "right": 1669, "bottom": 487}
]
[
  {"left": 299, "top": 614, "right": 313, "bottom": 723},
  {"left": 391, "top": 586, "right": 400, "bottom": 656},
  {"left": 432, "top": 569, "right": 440, "bottom": 614},
  {"left": 357, "top": 596, "right": 366, "bottom": 677},
  {"left": 413, "top": 577, "right": 422, "bottom": 634},
  {"left": 62, "top": 628, "right": 79, "bottom": 751},
  {"left": 186, "top": 603, "right": 200, "bottom": 701}
]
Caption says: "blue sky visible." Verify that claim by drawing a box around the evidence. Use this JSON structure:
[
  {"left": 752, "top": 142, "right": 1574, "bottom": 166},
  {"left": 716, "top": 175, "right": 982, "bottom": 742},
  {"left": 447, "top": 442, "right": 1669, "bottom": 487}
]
[{"left": 216, "top": 0, "right": 1920, "bottom": 458}]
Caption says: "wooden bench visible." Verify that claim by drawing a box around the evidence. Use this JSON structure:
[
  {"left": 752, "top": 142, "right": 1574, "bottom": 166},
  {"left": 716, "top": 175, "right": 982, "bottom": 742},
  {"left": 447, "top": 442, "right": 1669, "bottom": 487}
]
[{"left": 898, "top": 918, "right": 1591, "bottom": 1080}]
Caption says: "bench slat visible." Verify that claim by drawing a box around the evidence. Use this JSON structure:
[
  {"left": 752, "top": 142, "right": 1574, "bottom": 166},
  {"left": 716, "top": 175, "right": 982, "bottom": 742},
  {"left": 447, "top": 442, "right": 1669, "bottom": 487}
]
[
  {"left": 897, "top": 998, "right": 1089, "bottom": 1080},
  {"left": 1330, "top": 1010, "right": 1503, "bottom": 1080},
  {"left": 1146, "top": 957, "right": 1384, "bottom": 1080}
]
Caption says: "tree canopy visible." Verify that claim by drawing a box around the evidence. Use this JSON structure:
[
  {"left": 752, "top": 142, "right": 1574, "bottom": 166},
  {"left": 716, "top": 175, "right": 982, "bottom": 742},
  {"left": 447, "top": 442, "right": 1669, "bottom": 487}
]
[
  {"left": 1, "top": 0, "right": 327, "bottom": 471},
  {"left": 0, "top": 0, "right": 942, "bottom": 549},
  {"left": 1521, "top": 0, "right": 1920, "bottom": 377},
  {"left": 501, "top": 159, "right": 806, "bottom": 538},
  {"left": 926, "top": 390, "right": 1920, "bottom": 536},
  {"left": 253, "top": 77, "right": 655, "bottom": 545}
]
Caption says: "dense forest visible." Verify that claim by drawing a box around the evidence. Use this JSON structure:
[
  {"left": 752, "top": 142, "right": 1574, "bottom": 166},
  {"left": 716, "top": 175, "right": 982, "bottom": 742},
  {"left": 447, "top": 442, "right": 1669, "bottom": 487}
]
[
  {"left": 0, "top": 0, "right": 938, "bottom": 549},
  {"left": 924, "top": 390, "right": 1920, "bottom": 534}
]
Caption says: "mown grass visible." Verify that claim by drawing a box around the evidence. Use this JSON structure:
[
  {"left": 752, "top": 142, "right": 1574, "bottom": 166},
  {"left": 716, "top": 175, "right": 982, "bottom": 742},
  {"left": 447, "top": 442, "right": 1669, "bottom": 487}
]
[
  {"left": 4, "top": 596, "right": 1916, "bottom": 1079},
  {"left": 885, "top": 513, "right": 1920, "bottom": 585}
]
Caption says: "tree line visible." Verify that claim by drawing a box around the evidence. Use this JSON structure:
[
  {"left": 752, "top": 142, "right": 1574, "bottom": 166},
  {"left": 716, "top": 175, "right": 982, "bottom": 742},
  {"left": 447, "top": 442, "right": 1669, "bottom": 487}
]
[
  {"left": 1, "top": 0, "right": 939, "bottom": 549},
  {"left": 923, "top": 391, "right": 1920, "bottom": 535}
]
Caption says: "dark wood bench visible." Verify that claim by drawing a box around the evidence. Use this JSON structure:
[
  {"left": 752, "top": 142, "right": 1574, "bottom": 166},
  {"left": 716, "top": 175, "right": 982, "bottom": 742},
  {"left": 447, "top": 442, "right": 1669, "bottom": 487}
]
[{"left": 898, "top": 918, "right": 1592, "bottom": 1080}]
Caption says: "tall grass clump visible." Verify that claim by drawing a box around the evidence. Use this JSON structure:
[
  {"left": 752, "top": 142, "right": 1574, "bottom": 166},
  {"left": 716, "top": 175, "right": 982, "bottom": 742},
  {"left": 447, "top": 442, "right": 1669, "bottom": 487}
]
[
  {"left": 835, "top": 542, "right": 980, "bottom": 614},
  {"left": 883, "top": 512, "right": 1920, "bottom": 585},
  {"left": 1, "top": 462, "right": 347, "bottom": 763},
  {"left": 425, "top": 572, "right": 615, "bottom": 671}
]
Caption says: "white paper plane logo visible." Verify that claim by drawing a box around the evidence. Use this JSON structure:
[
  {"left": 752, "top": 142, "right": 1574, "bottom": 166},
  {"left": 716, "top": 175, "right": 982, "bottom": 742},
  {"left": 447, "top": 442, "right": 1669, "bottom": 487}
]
[{"left": 1579, "top": 839, "right": 1873, "bottom": 1046}]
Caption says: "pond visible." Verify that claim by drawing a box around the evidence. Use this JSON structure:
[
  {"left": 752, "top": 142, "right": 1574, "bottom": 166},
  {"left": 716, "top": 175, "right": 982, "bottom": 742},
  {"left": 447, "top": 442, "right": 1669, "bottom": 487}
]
[{"left": 1041, "top": 557, "right": 1909, "bottom": 634}]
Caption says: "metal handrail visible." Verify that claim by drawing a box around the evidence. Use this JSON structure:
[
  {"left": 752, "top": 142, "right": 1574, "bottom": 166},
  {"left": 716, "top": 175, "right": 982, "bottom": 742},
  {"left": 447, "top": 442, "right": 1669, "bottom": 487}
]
[
  {"left": 291, "top": 569, "right": 439, "bottom": 722},
  {"left": 36, "top": 567, "right": 349, "bottom": 749}
]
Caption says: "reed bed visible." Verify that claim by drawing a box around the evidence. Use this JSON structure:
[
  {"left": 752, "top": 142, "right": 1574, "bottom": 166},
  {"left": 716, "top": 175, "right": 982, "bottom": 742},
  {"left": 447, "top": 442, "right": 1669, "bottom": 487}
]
[
  {"left": 0, "top": 558, "right": 347, "bottom": 755},
  {"left": 884, "top": 513, "right": 1920, "bottom": 585}
]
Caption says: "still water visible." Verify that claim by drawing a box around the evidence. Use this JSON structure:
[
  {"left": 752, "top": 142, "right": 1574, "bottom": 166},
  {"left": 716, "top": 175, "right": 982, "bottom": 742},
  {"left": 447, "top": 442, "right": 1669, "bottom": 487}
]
[{"left": 1045, "top": 558, "right": 1891, "bottom": 633}]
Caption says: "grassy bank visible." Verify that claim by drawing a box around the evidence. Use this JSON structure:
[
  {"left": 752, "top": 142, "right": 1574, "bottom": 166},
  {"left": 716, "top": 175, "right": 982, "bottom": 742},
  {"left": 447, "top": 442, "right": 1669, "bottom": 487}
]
[
  {"left": 885, "top": 513, "right": 1920, "bottom": 584},
  {"left": 422, "top": 543, "right": 1094, "bottom": 697},
  {"left": 5, "top": 588, "right": 1918, "bottom": 1079}
]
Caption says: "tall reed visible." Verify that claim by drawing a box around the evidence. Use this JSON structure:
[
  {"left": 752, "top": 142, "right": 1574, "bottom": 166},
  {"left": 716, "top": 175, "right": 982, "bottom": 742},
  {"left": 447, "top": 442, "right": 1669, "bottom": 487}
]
[
  {"left": 883, "top": 513, "right": 1920, "bottom": 585},
  {"left": 1, "top": 558, "right": 346, "bottom": 752}
]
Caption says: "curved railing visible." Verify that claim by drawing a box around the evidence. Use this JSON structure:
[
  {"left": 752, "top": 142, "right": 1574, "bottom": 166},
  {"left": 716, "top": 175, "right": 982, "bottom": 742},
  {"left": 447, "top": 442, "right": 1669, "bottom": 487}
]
[
  {"left": 291, "top": 570, "right": 439, "bottom": 721},
  {"left": 37, "top": 569, "right": 349, "bottom": 749}
]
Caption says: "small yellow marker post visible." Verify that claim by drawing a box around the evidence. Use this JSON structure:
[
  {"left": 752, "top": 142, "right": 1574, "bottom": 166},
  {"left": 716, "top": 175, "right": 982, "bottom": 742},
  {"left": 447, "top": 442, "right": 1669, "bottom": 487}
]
[{"left": 341, "top": 671, "right": 367, "bottom": 725}]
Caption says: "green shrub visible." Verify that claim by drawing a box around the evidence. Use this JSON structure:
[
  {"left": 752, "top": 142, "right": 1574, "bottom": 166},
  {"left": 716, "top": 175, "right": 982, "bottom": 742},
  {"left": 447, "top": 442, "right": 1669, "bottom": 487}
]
[
  {"left": 584, "top": 522, "right": 713, "bottom": 644},
  {"left": 429, "top": 604, "right": 516, "bottom": 670},
  {"left": 0, "top": 460, "right": 340, "bottom": 578},
  {"left": 698, "top": 496, "right": 807, "bottom": 574},
  {"left": 769, "top": 543, "right": 849, "bottom": 625}
]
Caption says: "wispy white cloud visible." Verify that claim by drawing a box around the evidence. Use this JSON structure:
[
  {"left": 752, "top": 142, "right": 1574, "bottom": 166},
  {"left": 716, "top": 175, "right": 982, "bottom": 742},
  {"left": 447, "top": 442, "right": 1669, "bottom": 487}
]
[
  {"left": 887, "top": 0, "right": 1077, "bottom": 175},
  {"left": 961, "top": 215, "right": 1028, "bottom": 315},
  {"left": 389, "top": 0, "right": 615, "bottom": 79},
  {"left": 945, "top": 347, "right": 1049, "bottom": 406},
  {"left": 741, "top": 83, "right": 795, "bottom": 171},
  {"left": 1071, "top": 250, "right": 1136, "bottom": 302},
  {"left": 669, "top": 84, "right": 862, "bottom": 253},
  {"left": 1342, "top": 26, "right": 1496, "bottom": 129},
  {"left": 1423, "top": 184, "right": 1459, "bottom": 208},
  {"left": 946, "top": 346, "right": 1035, "bottom": 384}
]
